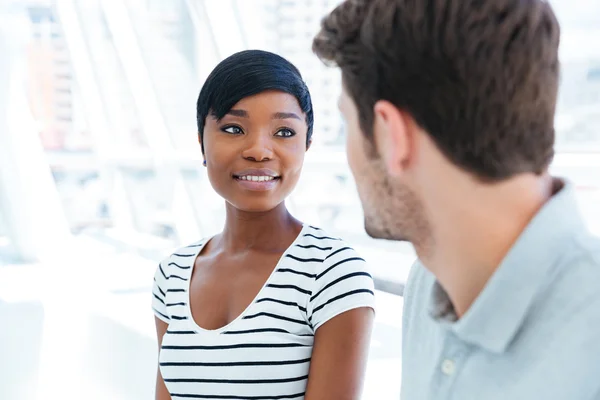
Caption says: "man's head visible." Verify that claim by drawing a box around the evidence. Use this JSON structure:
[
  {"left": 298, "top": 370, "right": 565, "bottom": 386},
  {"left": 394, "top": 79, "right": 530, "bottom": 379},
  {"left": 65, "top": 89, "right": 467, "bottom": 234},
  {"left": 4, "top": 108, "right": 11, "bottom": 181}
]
[{"left": 313, "top": 0, "right": 560, "bottom": 245}]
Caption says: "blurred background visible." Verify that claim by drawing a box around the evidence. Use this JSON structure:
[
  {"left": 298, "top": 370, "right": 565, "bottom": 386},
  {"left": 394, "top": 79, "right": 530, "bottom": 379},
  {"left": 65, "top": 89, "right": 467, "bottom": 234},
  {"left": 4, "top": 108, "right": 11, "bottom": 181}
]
[{"left": 0, "top": 0, "right": 598, "bottom": 399}]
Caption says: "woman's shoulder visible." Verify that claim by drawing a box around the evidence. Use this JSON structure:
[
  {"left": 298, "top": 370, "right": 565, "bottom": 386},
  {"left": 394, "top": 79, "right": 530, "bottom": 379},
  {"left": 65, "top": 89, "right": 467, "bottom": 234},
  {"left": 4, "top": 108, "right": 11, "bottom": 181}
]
[
  {"left": 159, "top": 238, "right": 209, "bottom": 273},
  {"left": 298, "top": 225, "right": 375, "bottom": 328},
  {"left": 171, "top": 238, "right": 208, "bottom": 257},
  {"left": 298, "top": 225, "right": 368, "bottom": 269}
]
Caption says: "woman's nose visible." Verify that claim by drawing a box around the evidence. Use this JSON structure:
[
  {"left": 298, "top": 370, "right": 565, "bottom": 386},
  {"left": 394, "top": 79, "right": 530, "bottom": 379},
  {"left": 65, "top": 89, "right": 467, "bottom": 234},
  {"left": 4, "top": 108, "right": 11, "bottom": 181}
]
[{"left": 241, "top": 133, "right": 274, "bottom": 162}]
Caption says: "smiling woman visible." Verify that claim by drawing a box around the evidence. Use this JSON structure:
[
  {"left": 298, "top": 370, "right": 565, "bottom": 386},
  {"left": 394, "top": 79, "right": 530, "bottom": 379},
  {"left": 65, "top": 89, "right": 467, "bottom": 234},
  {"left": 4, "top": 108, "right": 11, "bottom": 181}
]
[
  {"left": 151, "top": 50, "right": 375, "bottom": 400},
  {"left": 202, "top": 89, "right": 308, "bottom": 211}
]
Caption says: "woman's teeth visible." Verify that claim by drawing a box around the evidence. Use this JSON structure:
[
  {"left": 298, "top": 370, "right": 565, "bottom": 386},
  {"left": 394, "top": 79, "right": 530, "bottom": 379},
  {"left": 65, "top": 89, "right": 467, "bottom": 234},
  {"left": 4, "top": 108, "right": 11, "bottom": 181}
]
[{"left": 237, "top": 175, "right": 276, "bottom": 182}]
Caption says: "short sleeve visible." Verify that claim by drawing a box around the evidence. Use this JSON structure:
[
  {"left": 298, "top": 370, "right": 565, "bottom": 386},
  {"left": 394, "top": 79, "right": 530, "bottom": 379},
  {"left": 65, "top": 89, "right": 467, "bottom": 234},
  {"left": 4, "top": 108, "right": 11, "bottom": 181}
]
[
  {"left": 152, "top": 258, "right": 171, "bottom": 323},
  {"left": 307, "top": 246, "right": 376, "bottom": 331}
]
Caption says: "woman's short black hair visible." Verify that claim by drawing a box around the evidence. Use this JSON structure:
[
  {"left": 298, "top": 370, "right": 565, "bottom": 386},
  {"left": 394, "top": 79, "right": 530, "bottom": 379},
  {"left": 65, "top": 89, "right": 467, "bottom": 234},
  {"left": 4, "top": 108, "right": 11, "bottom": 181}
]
[{"left": 196, "top": 50, "right": 314, "bottom": 153}]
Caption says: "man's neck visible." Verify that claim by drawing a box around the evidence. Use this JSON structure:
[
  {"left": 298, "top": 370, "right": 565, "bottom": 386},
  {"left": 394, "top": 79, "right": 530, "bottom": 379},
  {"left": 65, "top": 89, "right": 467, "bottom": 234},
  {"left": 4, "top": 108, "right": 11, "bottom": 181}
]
[{"left": 419, "top": 174, "right": 556, "bottom": 318}]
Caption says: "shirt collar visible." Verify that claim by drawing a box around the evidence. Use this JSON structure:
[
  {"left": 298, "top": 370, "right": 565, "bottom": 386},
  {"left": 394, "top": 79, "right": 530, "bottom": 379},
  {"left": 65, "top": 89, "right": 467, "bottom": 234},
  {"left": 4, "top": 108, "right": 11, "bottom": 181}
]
[{"left": 429, "top": 179, "right": 588, "bottom": 353}]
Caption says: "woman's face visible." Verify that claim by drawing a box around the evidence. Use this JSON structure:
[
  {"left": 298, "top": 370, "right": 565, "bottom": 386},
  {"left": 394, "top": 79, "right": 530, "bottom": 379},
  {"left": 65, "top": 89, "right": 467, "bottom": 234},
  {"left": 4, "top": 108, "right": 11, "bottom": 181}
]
[{"left": 202, "top": 90, "right": 310, "bottom": 212}]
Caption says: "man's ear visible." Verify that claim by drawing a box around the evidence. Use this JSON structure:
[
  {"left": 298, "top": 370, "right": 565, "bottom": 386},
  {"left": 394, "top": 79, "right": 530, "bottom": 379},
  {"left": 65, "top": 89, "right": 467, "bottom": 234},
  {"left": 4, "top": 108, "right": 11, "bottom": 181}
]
[
  {"left": 373, "top": 100, "right": 414, "bottom": 177},
  {"left": 306, "top": 137, "right": 312, "bottom": 151}
]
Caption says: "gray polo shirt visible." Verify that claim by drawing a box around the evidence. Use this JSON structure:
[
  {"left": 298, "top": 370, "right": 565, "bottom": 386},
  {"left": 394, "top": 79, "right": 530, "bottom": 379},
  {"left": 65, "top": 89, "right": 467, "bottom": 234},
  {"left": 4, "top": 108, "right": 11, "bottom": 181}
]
[{"left": 401, "top": 180, "right": 600, "bottom": 400}]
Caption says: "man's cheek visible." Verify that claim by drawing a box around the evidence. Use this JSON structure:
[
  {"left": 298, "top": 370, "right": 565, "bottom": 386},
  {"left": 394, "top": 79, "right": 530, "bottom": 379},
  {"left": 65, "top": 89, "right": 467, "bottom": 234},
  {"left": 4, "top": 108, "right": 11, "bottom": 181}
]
[{"left": 346, "top": 134, "right": 361, "bottom": 175}]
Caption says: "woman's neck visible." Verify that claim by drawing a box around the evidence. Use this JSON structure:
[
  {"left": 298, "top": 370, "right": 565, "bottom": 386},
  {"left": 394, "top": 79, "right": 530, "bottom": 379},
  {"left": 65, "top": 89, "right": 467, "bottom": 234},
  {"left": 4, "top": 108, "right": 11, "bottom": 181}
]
[{"left": 218, "top": 202, "right": 303, "bottom": 253}]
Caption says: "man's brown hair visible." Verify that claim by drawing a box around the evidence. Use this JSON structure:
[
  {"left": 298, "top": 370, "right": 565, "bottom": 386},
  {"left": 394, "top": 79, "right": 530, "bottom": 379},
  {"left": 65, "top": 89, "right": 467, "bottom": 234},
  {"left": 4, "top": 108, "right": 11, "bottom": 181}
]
[{"left": 313, "top": 0, "right": 560, "bottom": 181}]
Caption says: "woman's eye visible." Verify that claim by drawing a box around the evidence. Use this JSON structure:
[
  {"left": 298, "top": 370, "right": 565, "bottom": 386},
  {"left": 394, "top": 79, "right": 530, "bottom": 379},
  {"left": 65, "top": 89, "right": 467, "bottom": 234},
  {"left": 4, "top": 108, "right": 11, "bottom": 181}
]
[
  {"left": 223, "top": 126, "right": 243, "bottom": 135},
  {"left": 275, "top": 128, "right": 295, "bottom": 137}
]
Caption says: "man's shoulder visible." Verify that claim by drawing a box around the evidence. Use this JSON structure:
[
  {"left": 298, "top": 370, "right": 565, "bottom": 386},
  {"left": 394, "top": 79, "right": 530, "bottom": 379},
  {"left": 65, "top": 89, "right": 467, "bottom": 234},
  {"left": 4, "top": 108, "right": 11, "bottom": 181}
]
[
  {"left": 573, "top": 230, "right": 600, "bottom": 267},
  {"left": 549, "top": 231, "right": 600, "bottom": 309},
  {"left": 552, "top": 230, "right": 600, "bottom": 299},
  {"left": 520, "top": 232, "right": 600, "bottom": 355}
]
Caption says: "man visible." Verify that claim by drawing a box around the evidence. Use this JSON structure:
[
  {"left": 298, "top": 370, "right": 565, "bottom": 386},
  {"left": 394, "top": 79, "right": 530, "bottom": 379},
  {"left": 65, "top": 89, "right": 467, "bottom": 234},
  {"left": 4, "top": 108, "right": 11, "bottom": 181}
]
[{"left": 313, "top": 0, "right": 600, "bottom": 399}]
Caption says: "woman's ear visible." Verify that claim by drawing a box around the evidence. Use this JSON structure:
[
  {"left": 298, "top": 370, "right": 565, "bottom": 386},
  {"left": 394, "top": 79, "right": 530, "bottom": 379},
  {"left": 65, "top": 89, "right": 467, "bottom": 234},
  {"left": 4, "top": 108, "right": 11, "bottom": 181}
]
[
  {"left": 198, "top": 132, "right": 207, "bottom": 166},
  {"left": 306, "top": 138, "right": 313, "bottom": 151}
]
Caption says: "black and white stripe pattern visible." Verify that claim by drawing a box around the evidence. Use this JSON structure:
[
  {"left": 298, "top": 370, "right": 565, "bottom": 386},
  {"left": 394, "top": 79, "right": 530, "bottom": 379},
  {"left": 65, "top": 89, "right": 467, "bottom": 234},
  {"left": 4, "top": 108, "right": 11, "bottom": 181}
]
[{"left": 152, "top": 225, "right": 375, "bottom": 399}]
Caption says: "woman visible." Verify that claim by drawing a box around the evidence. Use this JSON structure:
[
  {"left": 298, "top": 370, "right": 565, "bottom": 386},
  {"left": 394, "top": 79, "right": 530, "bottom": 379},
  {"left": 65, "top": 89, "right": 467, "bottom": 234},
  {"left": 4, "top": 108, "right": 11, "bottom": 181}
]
[{"left": 152, "top": 50, "right": 375, "bottom": 400}]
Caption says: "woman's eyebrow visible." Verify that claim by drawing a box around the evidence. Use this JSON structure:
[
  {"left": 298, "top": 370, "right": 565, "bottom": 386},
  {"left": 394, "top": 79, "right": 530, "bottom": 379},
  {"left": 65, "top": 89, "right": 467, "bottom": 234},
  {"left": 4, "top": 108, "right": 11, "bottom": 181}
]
[{"left": 272, "top": 112, "right": 301, "bottom": 120}]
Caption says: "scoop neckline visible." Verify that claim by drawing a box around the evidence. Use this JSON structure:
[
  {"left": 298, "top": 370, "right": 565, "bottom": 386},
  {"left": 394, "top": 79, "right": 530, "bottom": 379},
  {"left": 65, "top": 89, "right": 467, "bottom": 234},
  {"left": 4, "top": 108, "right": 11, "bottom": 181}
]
[{"left": 184, "top": 224, "right": 309, "bottom": 334}]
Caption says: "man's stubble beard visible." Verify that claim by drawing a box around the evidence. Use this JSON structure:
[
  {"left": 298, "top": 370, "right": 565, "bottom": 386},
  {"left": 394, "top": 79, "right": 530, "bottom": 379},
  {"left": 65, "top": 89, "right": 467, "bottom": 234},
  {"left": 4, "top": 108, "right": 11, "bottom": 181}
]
[{"left": 357, "top": 156, "right": 431, "bottom": 251}]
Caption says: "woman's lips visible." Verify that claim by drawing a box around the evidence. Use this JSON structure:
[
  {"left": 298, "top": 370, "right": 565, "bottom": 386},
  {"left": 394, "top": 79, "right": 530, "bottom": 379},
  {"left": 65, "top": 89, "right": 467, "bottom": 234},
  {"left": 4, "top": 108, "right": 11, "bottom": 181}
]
[
  {"left": 232, "top": 168, "right": 281, "bottom": 191},
  {"left": 233, "top": 175, "right": 280, "bottom": 191}
]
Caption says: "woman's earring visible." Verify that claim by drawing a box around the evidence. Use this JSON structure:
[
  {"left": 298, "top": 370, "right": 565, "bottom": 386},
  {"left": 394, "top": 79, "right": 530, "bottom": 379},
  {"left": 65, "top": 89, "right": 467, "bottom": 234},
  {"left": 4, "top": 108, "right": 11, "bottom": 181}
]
[{"left": 203, "top": 160, "right": 207, "bottom": 167}]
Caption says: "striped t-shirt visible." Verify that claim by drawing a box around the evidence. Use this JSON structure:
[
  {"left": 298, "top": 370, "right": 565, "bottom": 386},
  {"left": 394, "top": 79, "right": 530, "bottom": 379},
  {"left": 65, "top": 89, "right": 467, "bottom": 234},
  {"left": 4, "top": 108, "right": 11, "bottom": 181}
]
[{"left": 152, "top": 225, "right": 375, "bottom": 399}]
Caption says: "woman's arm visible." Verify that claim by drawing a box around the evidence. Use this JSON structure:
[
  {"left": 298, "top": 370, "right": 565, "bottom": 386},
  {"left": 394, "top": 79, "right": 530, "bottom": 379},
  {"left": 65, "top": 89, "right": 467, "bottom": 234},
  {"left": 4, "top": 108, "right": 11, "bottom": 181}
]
[
  {"left": 304, "top": 307, "right": 375, "bottom": 400},
  {"left": 155, "top": 317, "right": 171, "bottom": 400}
]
